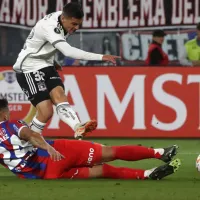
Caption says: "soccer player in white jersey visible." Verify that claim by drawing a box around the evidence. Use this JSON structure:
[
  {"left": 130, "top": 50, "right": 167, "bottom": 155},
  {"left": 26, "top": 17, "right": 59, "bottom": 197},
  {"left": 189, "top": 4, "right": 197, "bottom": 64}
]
[
  {"left": 0, "top": 98, "right": 181, "bottom": 180},
  {"left": 13, "top": 2, "right": 120, "bottom": 138}
]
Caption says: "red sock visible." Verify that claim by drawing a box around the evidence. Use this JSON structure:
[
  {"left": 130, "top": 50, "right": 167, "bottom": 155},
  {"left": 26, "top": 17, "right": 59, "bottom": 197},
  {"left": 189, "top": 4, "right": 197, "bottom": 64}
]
[
  {"left": 112, "top": 145, "right": 161, "bottom": 161},
  {"left": 102, "top": 164, "right": 146, "bottom": 179}
]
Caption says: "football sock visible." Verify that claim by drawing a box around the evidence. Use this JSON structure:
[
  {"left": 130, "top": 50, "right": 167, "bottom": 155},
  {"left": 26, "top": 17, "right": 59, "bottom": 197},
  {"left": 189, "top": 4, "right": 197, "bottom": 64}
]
[
  {"left": 30, "top": 116, "right": 46, "bottom": 134},
  {"left": 144, "top": 168, "right": 156, "bottom": 178},
  {"left": 154, "top": 148, "right": 164, "bottom": 156},
  {"left": 102, "top": 164, "right": 146, "bottom": 179},
  {"left": 111, "top": 145, "right": 162, "bottom": 161},
  {"left": 56, "top": 102, "right": 80, "bottom": 131}
]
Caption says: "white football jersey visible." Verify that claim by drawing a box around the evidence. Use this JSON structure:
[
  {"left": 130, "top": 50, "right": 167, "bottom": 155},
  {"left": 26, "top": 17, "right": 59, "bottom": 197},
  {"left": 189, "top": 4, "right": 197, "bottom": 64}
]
[{"left": 13, "top": 11, "right": 69, "bottom": 73}]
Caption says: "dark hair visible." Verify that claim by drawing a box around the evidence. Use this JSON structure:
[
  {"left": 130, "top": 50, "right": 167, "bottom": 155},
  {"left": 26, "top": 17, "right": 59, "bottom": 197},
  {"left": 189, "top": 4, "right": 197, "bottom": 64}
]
[
  {"left": 0, "top": 98, "right": 8, "bottom": 111},
  {"left": 197, "top": 22, "right": 200, "bottom": 30},
  {"left": 152, "top": 30, "right": 166, "bottom": 37},
  {"left": 63, "top": 2, "right": 84, "bottom": 19}
]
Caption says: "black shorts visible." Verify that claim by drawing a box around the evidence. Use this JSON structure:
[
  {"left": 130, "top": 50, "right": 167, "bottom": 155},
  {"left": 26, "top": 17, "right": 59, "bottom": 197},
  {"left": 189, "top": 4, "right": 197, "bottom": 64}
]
[{"left": 16, "top": 66, "right": 64, "bottom": 107}]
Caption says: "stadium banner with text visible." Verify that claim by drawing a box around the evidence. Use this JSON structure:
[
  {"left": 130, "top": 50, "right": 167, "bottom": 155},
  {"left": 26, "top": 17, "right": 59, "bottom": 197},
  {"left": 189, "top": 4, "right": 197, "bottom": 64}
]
[
  {"left": 0, "top": 66, "right": 200, "bottom": 138},
  {"left": 120, "top": 29, "right": 196, "bottom": 63},
  {"left": 0, "top": 0, "right": 199, "bottom": 30}
]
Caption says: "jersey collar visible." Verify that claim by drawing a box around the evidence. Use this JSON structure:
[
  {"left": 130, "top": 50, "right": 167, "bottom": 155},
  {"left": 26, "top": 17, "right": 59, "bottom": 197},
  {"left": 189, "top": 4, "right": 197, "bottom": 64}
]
[{"left": 58, "top": 15, "right": 67, "bottom": 36}]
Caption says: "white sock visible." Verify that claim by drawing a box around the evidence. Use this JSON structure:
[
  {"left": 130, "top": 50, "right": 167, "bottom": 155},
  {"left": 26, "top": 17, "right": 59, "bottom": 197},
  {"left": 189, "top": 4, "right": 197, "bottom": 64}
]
[
  {"left": 30, "top": 116, "right": 46, "bottom": 134},
  {"left": 154, "top": 148, "right": 164, "bottom": 156},
  {"left": 56, "top": 102, "right": 80, "bottom": 131},
  {"left": 144, "top": 168, "right": 156, "bottom": 178}
]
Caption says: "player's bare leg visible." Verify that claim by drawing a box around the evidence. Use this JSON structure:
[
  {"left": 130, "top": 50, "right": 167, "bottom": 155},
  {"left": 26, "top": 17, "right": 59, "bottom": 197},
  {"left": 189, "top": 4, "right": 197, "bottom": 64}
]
[
  {"left": 30, "top": 100, "right": 53, "bottom": 134},
  {"left": 23, "top": 105, "right": 37, "bottom": 124},
  {"left": 50, "top": 86, "right": 97, "bottom": 138}
]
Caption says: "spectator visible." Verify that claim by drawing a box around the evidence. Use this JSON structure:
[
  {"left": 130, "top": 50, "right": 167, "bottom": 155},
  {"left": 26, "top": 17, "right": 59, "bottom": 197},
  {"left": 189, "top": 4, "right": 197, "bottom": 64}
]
[
  {"left": 179, "top": 23, "right": 200, "bottom": 67},
  {"left": 145, "top": 30, "right": 169, "bottom": 66}
]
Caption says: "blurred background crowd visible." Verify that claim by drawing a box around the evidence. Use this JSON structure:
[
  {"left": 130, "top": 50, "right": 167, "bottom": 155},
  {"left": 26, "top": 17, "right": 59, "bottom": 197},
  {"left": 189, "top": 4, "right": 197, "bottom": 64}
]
[{"left": 0, "top": 0, "right": 199, "bottom": 67}]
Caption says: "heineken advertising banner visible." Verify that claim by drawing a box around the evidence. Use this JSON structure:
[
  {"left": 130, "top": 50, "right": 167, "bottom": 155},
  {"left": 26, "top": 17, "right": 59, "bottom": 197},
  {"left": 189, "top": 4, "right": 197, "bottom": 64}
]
[{"left": 1, "top": 66, "right": 200, "bottom": 138}]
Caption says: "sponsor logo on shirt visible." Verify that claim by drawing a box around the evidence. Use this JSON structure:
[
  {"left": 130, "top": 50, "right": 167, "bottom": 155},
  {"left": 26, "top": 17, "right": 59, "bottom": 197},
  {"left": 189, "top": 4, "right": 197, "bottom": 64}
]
[
  {"left": 87, "top": 148, "right": 95, "bottom": 165},
  {"left": 50, "top": 77, "right": 61, "bottom": 80},
  {"left": 54, "top": 28, "right": 61, "bottom": 34}
]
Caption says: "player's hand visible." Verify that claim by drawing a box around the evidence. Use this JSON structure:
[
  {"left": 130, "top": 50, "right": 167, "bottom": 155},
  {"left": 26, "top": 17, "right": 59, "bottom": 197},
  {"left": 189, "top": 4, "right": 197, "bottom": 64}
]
[
  {"left": 102, "top": 55, "right": 121, "bottom": 65},
  {"left": 54, "top": 60, "right": 63, "bottom": 71},
  {"left": 47, "top": 145, "right": 65, "bottom": 161}
]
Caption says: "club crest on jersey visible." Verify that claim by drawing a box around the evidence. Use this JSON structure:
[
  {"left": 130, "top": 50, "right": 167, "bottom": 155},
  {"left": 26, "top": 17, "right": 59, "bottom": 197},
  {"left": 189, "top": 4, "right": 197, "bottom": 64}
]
[
  {"left": 37, "top": 82, "right": 47, "bottom": 91},
  {"left": 54, "top": 28, "right": 61, "bottom": 34},
  {"left": 0, "top": 128, "right": 9, "bottom": 143}
]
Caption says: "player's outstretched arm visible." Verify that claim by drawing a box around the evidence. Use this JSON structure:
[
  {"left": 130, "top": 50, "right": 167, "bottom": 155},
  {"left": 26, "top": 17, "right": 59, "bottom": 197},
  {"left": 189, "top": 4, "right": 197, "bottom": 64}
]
[
  {"left": 54, "top": 42, "right": 121, "bottom": 65},
  {"left": 42, "top": 23, "right": 121, "bottom": 65},
  {"left": 19, "top": 127, "right": 64, "bottom": 161}
]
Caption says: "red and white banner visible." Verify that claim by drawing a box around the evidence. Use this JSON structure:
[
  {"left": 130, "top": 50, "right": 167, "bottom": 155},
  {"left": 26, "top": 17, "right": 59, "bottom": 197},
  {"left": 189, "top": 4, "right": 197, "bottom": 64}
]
[
  {"left": 1, "top": 66, "right": 200, "bottom": 138},
  {"left": 0, "top": 0, "right": 199, "bottom": 30}
]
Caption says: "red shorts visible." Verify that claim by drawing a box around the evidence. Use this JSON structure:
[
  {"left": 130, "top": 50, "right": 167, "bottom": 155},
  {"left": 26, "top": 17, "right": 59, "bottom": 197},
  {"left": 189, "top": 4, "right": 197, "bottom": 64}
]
[{"left": 43, "top": 139, "right": 103, "bottom": 179}]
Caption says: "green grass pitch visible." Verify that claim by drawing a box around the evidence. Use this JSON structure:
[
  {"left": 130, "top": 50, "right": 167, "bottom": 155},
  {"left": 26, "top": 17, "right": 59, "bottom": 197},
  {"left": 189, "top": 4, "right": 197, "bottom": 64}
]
[{"left": 0, "top": 139, "right": 200, "bottom": 200}]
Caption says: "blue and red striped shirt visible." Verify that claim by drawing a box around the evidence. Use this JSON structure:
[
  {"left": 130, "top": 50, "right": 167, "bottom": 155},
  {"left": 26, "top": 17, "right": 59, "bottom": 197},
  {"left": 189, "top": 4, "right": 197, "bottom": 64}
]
[{"left": 0, "top": 120, "right": 53, "bottom": 179}]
